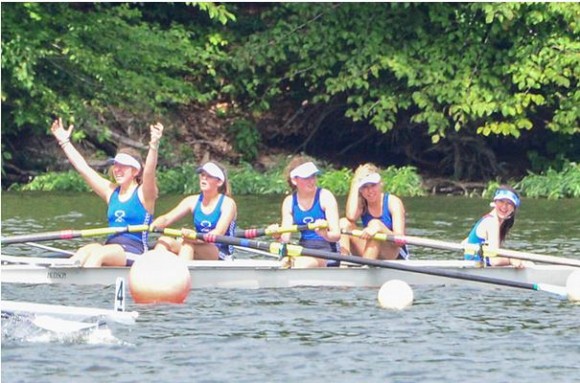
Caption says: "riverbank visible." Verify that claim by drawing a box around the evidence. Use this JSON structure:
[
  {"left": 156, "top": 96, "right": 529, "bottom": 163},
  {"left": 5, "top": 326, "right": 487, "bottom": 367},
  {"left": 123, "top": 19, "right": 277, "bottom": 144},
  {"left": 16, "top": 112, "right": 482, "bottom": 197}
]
[{"left": 8, "top": 157, "right": 580, "bottom": 199}]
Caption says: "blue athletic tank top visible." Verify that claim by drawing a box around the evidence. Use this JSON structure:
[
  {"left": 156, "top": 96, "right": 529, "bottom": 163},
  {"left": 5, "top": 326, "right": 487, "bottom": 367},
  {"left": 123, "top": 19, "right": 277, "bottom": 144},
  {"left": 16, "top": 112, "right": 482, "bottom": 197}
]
[
  {"left": 292, "top": 188, "right": 327, "bottom": 241},
  {"left": 464, "top": 214, "right": 492, "bottom": 264},
  {"left": 359, "top": 193, "right": 410, "bottom": 260},
  {"left": 361, "top": 193, "right": 393, "bottom": 229},
  {"left": 193, "top": 194, "right": 235, "bottom": 255},
  {"left": 106, "top": 186, "right": 152, "bottom": 253}
]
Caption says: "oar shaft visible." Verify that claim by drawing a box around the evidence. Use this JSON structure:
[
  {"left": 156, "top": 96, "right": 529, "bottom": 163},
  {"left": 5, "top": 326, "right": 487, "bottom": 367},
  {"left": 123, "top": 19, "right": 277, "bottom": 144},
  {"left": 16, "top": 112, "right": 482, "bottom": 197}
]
[
  {"left": 481, "top": 246, "right": 580, "bottom": 268},
  {"left": 24, "top": 242, "right": 75, "bottom": 257},
  {"left": 235, "top": 223, "right": 328, "bottom": 239},
  {"left": 345, "top": 230, "right": 580, "bottom": 268},
  {"left": 1, "top": 225, "right": 150, "bottom": 245},
  {"left": 158, "top": 229, "right": 565, "bottom": 296}
]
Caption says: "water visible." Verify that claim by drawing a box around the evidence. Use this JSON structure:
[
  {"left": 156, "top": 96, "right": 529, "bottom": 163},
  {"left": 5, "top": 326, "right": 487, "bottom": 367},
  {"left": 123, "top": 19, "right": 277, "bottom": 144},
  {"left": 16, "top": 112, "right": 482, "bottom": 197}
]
[{"left": 2, "top": 192, "right": 580, "bottom": 382}]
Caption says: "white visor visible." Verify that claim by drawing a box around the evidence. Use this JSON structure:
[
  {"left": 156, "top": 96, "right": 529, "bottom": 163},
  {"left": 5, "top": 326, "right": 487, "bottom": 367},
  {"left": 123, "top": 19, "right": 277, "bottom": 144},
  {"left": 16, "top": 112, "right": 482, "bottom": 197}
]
[
  {"left": 113, "top": 153, "right": 141, "bottom": 171},
  {"left": 357, "top": 172, "right": 381, "bottom": 190},
  {"left": 290, "top": 162, "right": 320, "bottom": 179},
  {"left": 197, "top": 162, "right": 225, "bottom": 182}
]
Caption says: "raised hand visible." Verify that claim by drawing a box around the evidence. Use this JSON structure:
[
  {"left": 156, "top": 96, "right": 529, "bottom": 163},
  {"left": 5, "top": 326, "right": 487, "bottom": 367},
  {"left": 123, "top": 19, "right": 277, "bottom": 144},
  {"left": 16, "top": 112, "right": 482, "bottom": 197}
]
[
  {"left": 50, "top": 118, "right": 74, "bottom": 144},
  {"left": 149, "top": 122, "right": 164, "bottom": 150}
]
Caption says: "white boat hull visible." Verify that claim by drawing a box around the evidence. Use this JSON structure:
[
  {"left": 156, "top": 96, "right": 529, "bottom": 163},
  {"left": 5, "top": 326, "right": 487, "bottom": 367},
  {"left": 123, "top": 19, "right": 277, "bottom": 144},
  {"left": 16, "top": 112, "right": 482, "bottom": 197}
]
[{"left": 1, "top": 258, "right": 574, "bottom": 289}]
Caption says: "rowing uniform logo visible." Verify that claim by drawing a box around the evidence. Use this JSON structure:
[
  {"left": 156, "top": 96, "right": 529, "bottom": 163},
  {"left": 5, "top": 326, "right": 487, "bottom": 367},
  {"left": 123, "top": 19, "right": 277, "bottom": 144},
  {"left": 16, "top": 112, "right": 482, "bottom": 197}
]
[
  {"left": 114, "top": 210, "right": 126, "bottom": 223},
  {"left": 200, "top": 220, "right": 212, "bottom": 232},
  {"left": 302, "top": 216, "right": 315, "bottom": 224}
]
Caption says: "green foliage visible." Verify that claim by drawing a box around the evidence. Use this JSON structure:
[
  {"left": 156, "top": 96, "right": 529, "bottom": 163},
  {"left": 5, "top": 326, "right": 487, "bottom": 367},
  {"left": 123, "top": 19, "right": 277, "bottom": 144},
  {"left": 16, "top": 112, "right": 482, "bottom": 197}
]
[
  {"left": 11, "top": 162, "right": 426, "bottom": 197},
  {"left": 225, "top": 3, "right": 580, "bottom": 140},
  {"left": 318, "top": 168, "right": 352, "bottom": 196},
  {"left": 228, "top": 163, "right": 287, "bottom": 195},
  {"left": 11, "top": 171, "right": 91, "bottom": 192},
  {"left": 516, "top": 162, "right": 580, "bottom": 199},
  {"left": 3, "top": 3, "right": 579, "bottom": 187},
  {"left": 1, "top": 3, "right": 230, "bottom": 137},
  {"left": 189, "top": 2, "right": 237, "bottom": 25},
  {"left": 11, "top": 161, "right": 580, "bottom": 199},
  {"left": 379, "top": 166, "right": 426, "bottom": 197},
  {"left": 480, "top": 162, "right": 580, "bottom": 199},
  {"left": 228, "top": 119, "right": 261, "bottom": 162},
  {"left": 482, "top": 181, "right": 503, "bottom": 200},
  {"left": 156, "top": 163, "right": 199, "bottom": 195},
  {"left": 526, "top": 132, "right": 580, "bottom": 173}
]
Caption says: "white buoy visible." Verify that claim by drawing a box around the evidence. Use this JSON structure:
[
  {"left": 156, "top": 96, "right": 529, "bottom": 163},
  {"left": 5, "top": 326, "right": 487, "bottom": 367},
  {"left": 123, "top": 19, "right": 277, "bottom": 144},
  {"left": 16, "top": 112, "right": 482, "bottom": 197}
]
[
  {"left": 129, "top": 250, "right": 191, "bottom": 304},
  {"left": 377, "top": 279, "right": 414, "bottom": 310},
  {"left": 566, "top": 269, "right": 580, "bottom": 302}
]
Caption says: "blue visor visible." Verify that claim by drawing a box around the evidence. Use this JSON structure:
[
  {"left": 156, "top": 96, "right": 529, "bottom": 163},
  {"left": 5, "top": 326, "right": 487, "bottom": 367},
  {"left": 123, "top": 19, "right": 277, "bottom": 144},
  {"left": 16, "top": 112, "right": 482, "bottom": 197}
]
[{"left": 493, "top": 189, "right": 520, "bottom": 208}]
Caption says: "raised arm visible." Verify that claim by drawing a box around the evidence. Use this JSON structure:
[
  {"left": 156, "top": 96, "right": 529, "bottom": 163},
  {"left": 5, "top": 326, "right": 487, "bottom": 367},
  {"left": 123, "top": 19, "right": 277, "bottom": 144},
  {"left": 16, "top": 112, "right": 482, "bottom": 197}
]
[
  {"left": 51, "top": 118, "right": 114, "bottom": 202},
  {"left": 139, "top": 122, "right": 164, "bottom": 214},
  {"left": 345, "top": 167, "right": 366, "bottom": 221}
]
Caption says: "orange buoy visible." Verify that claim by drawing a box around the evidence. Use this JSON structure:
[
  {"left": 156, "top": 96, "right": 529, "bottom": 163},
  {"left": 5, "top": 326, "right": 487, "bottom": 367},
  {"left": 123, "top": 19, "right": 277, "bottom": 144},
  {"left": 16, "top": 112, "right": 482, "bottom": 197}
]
[{"left": 129, "top": 250, "right": 191, "bottom": 304}]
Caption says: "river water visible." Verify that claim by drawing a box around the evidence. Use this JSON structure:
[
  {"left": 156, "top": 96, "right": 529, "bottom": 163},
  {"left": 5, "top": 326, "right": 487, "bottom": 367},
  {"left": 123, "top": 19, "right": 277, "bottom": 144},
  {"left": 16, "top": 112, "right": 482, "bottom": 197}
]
[{"left": 2, "top": 192, "right": 579, "bottom": 382}]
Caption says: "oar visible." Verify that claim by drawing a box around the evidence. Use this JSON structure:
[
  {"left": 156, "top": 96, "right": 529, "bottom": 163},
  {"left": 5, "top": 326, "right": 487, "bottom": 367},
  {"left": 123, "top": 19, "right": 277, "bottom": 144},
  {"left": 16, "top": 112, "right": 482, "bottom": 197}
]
[
  {"left": 1, "top": 225, "right": 150, "bottom": 245},
  {"left": 235, "top": 223, "right": 328, "bottom": 238},
  {"left": 156, "top": 228, "right": 569, "bottom": 298},
  {"left": 343, "top": 230, "right": 580, "bottom": 268},
  {"left": 24, "top": 242, "right": 75, "bottom": 257}
]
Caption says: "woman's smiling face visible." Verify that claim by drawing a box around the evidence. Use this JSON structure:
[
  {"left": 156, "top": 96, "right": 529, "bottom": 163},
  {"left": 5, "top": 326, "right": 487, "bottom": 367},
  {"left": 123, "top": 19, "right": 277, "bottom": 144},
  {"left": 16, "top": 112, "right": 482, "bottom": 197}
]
[{"left": 494, "top": 198, "right": 516, "bottom": 219}]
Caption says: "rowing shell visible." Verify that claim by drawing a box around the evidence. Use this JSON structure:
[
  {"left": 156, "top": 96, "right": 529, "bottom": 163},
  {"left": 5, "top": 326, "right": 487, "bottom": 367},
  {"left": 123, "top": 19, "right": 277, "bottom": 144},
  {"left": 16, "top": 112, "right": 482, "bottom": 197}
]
[{"left": 1, "top": 256, "right": 574, "bottom": 289}]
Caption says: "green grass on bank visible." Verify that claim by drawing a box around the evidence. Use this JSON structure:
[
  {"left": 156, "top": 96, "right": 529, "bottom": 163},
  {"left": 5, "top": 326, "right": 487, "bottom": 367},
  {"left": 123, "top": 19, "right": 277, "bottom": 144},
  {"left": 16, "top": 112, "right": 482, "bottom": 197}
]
[{"left": 9, "top": 162, "right": 580, "bottom": 199}]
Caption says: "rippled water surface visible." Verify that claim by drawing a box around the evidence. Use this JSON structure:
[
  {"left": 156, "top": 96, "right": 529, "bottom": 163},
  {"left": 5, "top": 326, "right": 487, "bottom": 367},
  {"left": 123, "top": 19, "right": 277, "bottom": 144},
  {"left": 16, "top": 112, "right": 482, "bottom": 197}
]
[{"left": 2, "top": 192, "right": 579, "bottom": 382}]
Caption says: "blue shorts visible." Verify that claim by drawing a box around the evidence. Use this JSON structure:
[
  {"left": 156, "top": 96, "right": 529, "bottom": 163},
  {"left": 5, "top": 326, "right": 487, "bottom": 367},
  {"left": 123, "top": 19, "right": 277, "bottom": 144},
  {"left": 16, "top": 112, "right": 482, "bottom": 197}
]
[
  {"left": 299, "top": 239, "right": 340, "bottom": 267},
  {"left": 398, "top": 245, "right": 410, "bottom": 260},
  {"left": 464, "top": 254, "right": 491, "bottom": 266},
  {"left": 105, "top": 235, "right": 146, "bottom": 266}
]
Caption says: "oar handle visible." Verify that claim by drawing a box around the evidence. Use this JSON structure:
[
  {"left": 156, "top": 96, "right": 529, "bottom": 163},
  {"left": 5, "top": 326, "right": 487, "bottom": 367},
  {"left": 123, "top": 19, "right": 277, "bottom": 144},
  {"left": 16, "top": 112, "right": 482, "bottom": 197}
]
[
  {"left": 1, "top": 224, "right": 150, "bottom": 245},
  {"left": 235, "top": 223, "right": 328, "bottom": 238}
]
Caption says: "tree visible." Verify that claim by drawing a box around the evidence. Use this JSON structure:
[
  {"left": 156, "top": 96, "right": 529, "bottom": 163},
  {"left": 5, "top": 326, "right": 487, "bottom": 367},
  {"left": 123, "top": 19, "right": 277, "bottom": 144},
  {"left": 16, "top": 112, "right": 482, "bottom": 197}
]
[
  {"left": 222, "top": 3, "right": 579, "bottom": 178},
  {"left": 1, "top": 2, "right": 234, "bottom": 169}
]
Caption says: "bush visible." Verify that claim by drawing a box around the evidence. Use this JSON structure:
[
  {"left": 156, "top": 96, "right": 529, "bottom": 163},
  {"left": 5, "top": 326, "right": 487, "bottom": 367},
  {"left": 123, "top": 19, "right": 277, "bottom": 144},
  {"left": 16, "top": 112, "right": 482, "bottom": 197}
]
[
  {"left": 11, "top": 171, "right": 90, "bottom": 192},
  {"left": 11, "top": 162, "right": 580, "bottom": 199},
  {"left": 516, "top": 162, "right": 580, "bottom": 199}
]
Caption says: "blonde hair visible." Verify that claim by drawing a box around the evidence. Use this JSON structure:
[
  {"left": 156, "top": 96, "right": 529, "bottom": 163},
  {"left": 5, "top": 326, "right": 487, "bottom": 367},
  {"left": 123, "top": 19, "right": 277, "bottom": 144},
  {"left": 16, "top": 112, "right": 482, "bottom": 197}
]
[
  {"left": 353, "top": 162, "right": 382, "bottom": 213},
  {"left": 284, "top": 155, "right": 317, "bottom": 191},
  {"left": 108, "top": 147, "right": 144, "bottom": 184}
]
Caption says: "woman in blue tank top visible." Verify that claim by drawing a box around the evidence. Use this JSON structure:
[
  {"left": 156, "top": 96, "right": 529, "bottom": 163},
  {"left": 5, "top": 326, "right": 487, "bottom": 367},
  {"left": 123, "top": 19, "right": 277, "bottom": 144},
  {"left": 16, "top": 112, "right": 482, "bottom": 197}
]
[
  {"left": 339, "top": 163, "right": 409, "bottom": 260},
  {"left": 51, "top": 117, "right": 163, "bottom": 266},
  {"left": 268, "top": 156, "right": 341, "bottom": 268},
  {"left": 463, "top": 185, "right": 528, "bottom": 267},
  {"left": 152, "top": 161, "right": 237, "bottom": 260}
]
